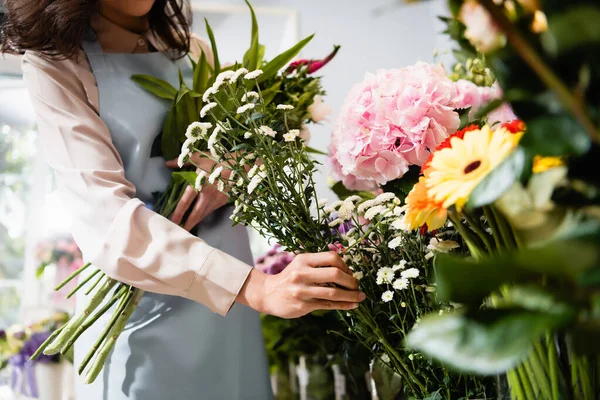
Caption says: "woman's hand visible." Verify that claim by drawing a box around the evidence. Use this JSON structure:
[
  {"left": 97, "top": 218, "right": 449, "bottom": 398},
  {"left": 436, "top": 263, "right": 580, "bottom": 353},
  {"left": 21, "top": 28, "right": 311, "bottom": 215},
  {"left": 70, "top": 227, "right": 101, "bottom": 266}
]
[
  {"left": 237, "top": 252, "right": 366, "bottom": 319},
  {"left": 165, "top": 154, "right": 230, "bottom": 231}
]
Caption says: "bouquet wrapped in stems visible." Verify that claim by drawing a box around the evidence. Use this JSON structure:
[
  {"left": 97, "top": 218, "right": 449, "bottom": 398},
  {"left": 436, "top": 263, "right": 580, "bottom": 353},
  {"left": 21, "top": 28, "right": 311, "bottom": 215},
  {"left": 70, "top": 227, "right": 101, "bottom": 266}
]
[{"left": 31, "top": 0, "right": 338, "bottom": 384}]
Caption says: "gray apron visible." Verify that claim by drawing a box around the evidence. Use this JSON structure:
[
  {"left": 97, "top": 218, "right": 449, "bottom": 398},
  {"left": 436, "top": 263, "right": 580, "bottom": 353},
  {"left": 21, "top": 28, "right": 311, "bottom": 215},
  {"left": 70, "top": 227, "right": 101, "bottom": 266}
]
[{"left": 74, "top": 38, "right": 272, "bottom": 400}]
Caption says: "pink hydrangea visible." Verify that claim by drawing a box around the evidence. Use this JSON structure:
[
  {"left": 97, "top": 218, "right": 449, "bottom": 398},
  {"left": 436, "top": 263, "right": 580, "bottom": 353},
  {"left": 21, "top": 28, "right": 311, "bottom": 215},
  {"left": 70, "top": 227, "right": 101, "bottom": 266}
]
[
  {"left": 329, "top": 62, "right": 460, "bottom": 188},
  {"left": 454, "top": 80, "right": 517, "bottom": 126}
]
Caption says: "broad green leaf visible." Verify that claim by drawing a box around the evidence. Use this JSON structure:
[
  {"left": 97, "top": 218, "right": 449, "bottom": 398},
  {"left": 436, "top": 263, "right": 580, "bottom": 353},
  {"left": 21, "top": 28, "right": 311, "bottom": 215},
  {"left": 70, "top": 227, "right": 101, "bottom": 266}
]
[
  {"left": 172, "top": 171, "right": 198, "bottom": 187},
  {"left": 498, "top": 285, "right": 574, "bottom": 315},
  {"left": 204, "top": 18, "right": 221, "bottom": 75},
  {"left": 520, "top": 115, "right": 591, "bottom": 157},
  {"left": 331, "top": 181, "right": 376, "bottom": 201},
  {"left": 131, "top": 74, "right": 177, "bottom": 100},
  {"left": 260, "top": 80, "right": 282, "bottom": 106},
  {"left": 242, "top": 0, "right": 261, "bottom": 70},
  {"left": 457, "top": 107, "right": 473, "bottom": 130},
  {"left": 36, "top": 262, "right": 49, "bottom": 279},
  {"left": 175, "top": 92, "right": 197, "bottom": 143},
  {"left": 382, "top": 166, "right": 421, "bottom": 198},
  {"left": 475, "top": 99, "right": 503, "bottom": 121},
  {"left": 193, "top": 51, "right": 210, "bottom": 94},
  {"left": 406, "top": 308, "right": 573, "bottom": 374},
  {"left": 258, "top": 34, "right": 315, "bottom": 83},
  {"left": 161, "top": 106, "right": 180, "bottom": 160},
  {"left": 187, "top": 54, "right": 197, "bottom": 71},
  {"left": 467, "top": 147, "right": 526, "bottom": 209},
  {"left": 541, "top": 6, "right": 600, "bottom": 56}
]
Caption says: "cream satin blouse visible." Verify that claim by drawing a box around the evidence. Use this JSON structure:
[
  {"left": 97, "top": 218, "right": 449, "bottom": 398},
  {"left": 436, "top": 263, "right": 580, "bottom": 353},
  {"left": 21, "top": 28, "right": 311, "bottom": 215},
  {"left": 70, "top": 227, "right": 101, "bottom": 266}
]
[{"left": 21, "top": 15, "right": 252, "bottom": 316}]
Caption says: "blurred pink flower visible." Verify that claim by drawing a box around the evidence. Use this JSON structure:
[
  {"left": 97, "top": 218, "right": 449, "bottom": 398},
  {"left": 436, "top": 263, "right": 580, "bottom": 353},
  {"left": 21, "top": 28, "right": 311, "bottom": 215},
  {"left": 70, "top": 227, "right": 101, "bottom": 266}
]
[
  {"left": 454, "top": 80, "right": 517, "bottom": 125},
  {"left": 255, "top": 244, "right": 295, "bottom": 275}
]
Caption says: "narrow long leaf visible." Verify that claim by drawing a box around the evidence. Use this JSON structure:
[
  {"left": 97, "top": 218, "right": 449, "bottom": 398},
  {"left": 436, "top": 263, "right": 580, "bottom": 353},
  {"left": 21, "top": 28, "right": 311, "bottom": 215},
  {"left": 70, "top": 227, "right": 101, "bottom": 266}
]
[
  {"left": 194, "top": 51, "right": 210, "bottom": 94},
  {"left": 204, "top": 18, "right": 221, "bottom": 75},
  {"left": 243, "top": 0, "right": 260, "bottom": 70},
  {"left": 258, "top": 34, "right": 315, "bottom": 82},
  {"left": 131, "top": 75, "right": 177, "bottom": 100}
]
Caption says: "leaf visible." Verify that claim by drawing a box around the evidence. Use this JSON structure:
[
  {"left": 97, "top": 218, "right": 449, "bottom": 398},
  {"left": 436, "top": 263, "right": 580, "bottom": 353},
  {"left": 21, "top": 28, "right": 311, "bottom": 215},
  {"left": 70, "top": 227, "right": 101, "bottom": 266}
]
[
  {"left": 406, "top": 308, "right": 573, "bottom": 374},
  {"left": 242, "top": 0, "right": 261, "bottom": 70},
  {"left": 161, "top": 106, "right": 180, "bottom": 160},
  {"left": 305, "top": 146, "right": 327, "bottom": 156},
  {"left": 370, "top": 358, "right": 403, "bottom": 400},
  {"left": 131, "top": 74, "right": 177, "bottom": 100},
  {"left": 174, "top": 91, "right": 197, "bottom": 143},
  {"left": 260, "top": 80, "right": 282, "bottom": 106},
  {"left": 331, "top": 181, "right": 376, "bottom": 201},
  {"left": 172, "top": 171, "right": 198, "bottom": 187},
  {"left": 259, "top": 34, "right": 315, "bottom": 83},
  {"left": 382, "top": 166, "right": 421, "bottom": 198},
  {"left": 467, "top": 147, "right": 526, "bottom": 209},
  {"left": 541, "top": 6, "right": 600, "bottom": 56},
  {"left": 475, "top": 98, "right": 504, "bottom": 121},
  {"left": 520, "top": 115, "right": 591, "bottom": 157},
  {"left": 193, "top": 51, "right": 210, "bottom": 94},
  {"left": 204, "top": 18, "right": 221, "bottom": 75},
  {"left": 457, "top": 107, "right": 473, "bottom": 130},
  {"left": 36, "top": 262, "right": 49, "bottom": 278}
]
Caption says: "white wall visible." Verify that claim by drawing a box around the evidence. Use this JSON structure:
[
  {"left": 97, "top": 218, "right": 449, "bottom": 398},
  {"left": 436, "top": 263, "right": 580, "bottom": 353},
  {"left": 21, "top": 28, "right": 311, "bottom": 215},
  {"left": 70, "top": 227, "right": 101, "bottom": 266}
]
[{"left": 191, "top": 0, "right": 452, "bottom": 200}]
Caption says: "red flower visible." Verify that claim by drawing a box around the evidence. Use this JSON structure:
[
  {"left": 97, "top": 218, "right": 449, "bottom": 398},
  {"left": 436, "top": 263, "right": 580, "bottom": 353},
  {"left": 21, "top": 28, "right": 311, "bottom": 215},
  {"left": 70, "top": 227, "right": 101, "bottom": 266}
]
[
  {"left": 500, "top": 120, "right": 525, "bottom": 134},
  {"left": 286, "top": 45, "right": 340, "bottom": 75}
]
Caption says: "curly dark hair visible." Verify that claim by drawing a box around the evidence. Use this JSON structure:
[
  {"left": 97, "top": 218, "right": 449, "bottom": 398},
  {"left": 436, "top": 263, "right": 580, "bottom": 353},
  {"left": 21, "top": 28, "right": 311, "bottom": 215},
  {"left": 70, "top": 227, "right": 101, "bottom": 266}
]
[{"left": 0, "top": 0, "right": 191, "bottom": 59}]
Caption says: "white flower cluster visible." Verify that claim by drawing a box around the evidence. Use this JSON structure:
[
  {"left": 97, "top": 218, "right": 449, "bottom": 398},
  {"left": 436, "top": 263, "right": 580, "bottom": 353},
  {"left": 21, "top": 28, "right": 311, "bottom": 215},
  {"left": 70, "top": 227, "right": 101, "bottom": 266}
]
[
  {"left": 178, "top": 122, "right": 214, "bottom": 167},
  {"left": 202, "top": 68, "right": 263, "bottom": 104}
]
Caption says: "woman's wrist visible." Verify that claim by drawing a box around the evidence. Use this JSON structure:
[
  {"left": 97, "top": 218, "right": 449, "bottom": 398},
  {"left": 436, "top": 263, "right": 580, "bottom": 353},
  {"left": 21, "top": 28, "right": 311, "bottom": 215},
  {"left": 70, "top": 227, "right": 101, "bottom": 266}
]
[{"left": 236, "top": 268, "right": 268, "bottom": 314}]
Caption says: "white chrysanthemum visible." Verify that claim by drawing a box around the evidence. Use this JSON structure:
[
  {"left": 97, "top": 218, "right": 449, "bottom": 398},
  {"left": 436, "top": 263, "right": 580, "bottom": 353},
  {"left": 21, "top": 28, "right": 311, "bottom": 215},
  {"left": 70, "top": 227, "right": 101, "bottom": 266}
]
[
  {"left": 381, "top": 291, "right": 394, "bottom": 303},
  {"left": 244, "top": 70, "right": 263, "bottom": 80},
  {"left": 345, "top": 195, "right": 363, "bottom": 203},
  {"left": 277, "top": 104, "right": 294, "bottom": 110},
  {"left": 207, "top": 125, "right": 222, "bottom": 154},
  {"left": 177, "top": 148, "right": 190, "bottom": 168},
  {"left": 390, "top": 218, "right": 407, "bottom": 231},
  {"left": 364, "top": 205, "right": 387, "bottom": 221},
  {"left": 345, "top": 228, "right": 357, "bottom": 237},
  {"left": 182, "top": 137, "right": 197, "bottom": 152},
  {"left": 283, "top": 132, "right": 297, "bottom": 142},
  {"left": 202, "top": 87, "right": 216, "bottom": 102},
  {"left": 208, "top": 166, "right": 224, "bottom": 184},
  {"left": 259, "top": 125, "right": 276, "bottom": 138},
  {"left": 393, "top": 278, "right": 409, "bottom": 291},
  {"left": 247, "top": 174, "right": 264, "bottom": 194},
  {"left": 353, "top": 271, "right": 364, "bottom": 280},
  {"left": 241, "top": 91, "right": 259, "bottom": 102},
  {"left": 329, "top": 200, "right": 344, "bottom": 210},
  {"left": 401, "top": 268, "right": 420, "bottom": 279},
  {"left": 244, "top": 131, "right": 253, "bottom": 139},
  {"left": 427, "top": 238, "right": 460, "bottom": 253},
  {"left": 376, "top": 275, "right": 384, "bottom": 285},
  {"left": 347, "top": 238, "right": 357, "bottom": 247},
  {"left": 236, "top": 177, "right": 244, "bottom": 187},
  {"left": 393, "top": 206, "right": 403, "bottom": 216},
  {"left": 328, "top": 218, "right": 343, "bottom": 227},
  {"left": 248, "top": 165, "right": 259, "bottom": 178},
  {"left": 338, "top": 201, "right": 355, "bottom": 221},
  {"left": 194, "top": 171, "right": 207, "bottom": 191},
  {"left": 392, "top": 260, "right": 407, "bottom": 271},
  {"left": 230, "top": 68, "right": 249, "bottom": 82},
  {"left": 186, "top": 121, "right": 212, "bottom": 139},
  {"left": 200, "top": 102, "right": 217, "bottom": 118},
  {"left": 388, "top": 236, "right": 402, "bottom": 249},
  {"left": 318, "top": 199, "right": 328, "bottom": 208},
  {"left": 374, "top": 192, "right": 396, "bottom": 205},
  {"left": 376, "top": 267, "right": 395, "bottom": 284},
  {"left": 357, "top": 199, "right": 376, "bottom": 214},
  {"left": 215, "top": 70, "right": 235, "bottom": 85},
  {"left": 217, "top": 180, "right": 225, "bottom": 192},
  {"left": 237, "top": 103, "right": 256, "bottom": 114}
]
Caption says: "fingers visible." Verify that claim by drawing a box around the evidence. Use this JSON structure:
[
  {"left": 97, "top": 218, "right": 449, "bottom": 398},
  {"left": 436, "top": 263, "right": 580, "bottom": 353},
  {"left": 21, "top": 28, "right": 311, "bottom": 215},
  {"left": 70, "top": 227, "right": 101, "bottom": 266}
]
[
  {"left": 304, "top": 286, "right": 365, "bottom": 303},
  {"left": 308, "top": 300, "right": 360, "bottom": 312},
  {"left": 164, "top": 158, "right": 181, "bottom": 168},
  {"left": 183, "top": 194, "right": 205, "bottom": 231},
  {"left": 170, "top": 186, "right": 196, "bottom": 225},
  {"left": 297, "top": 251, "right": 352, "bottom": 275},
  {"left": 302, "top": 267, "right": 359, "bottom": 290}
]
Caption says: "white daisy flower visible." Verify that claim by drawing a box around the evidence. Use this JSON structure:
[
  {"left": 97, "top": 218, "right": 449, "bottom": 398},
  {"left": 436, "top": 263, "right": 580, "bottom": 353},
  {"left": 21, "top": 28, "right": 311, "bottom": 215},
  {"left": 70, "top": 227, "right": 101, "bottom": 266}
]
[
  {"left": 390, "top": 218, "right": 407, "bottom": 231},
  {"left": 202, "top": 87, "right": 216, "bottom": 102},
  {"left": 194, "top": 171, "right": 207, "bottom": 191},
  {"left": 259, "top": 126, "right": 277, "bottom": 138},
  {"left": 381, "top": 291, "right": 394, "bottom": 303},
  {"left": 357, "top": 199, "right": 377, "bottom": 214},
  {"left": 230, "top": 68, "right": 249, "bottom": 82},
  {"left": 247, "top": 174, "right": 264, "bottom": 194},
  {"left": 237, "top": 103, "right": 256, "bottom": 114},
  {"left": 401, "top": 302, "right": 406, "bottom": 308},
  {"left": 185, "top": 121, "right": 212, "bottom": 139},
  {"left": 388, "top": 236, "right": 403, "bottom": 249},
  {"left": 208, "top": 166, "right": 223, "bottom": 184},
  {"left": 364, "top": 205, "right": 387, "bottom": 221},
  {"left": 215, "top": 70, "right": 235, "bottom": 85},
  {"left": 181, "top": 136, "right": 197, "bottom": 151},
  {"left": 345, "top": 195, "right": 363, "bottom": 203},
  {"left": 353, "top": 271, "right": 364, "bottom": 280},
  {"left": 408, "top": 354, "right": 414, "bottom": 361},
  {"left": 177, "top": 148, "right": 190, "bottom": 168},
  {"left": 338, "top": 201, "right": 355, "bottom": 221},
  {"left": 243, "top": 131, "right": 253, "bottom": 139},
  {"left": 283, "top": 132, "right": 298, "bottom": 142},
  {"left": 393, "top": 278, "right": 409, "bottom": 291},
  {"left": 376, "top": 275, "right": 384, "bottom": 285},
  {"left": 248, "top": 165, "right": 259, "bottom": 178},
  {"left": 317, "top": 199, "right": 328, "bottom": 208},
  {"left": 277, "top": 104, "right": 294, "bottom": 110},
  {"left": 217, "top": 180, "right": 225, "bottom": 192},
  {"left": 376, "top": 267, "right": 395, "bottom": 284},
  {"left": 236, "top": 177, "right": 244, "bottom": 187},
  {"left": 200, "top": 102, "right": 218, "bottom": 118},
  {"left": 427, "top": 238, "right": 460, "bottom": 253},
  {"left": 392, "top": 260, "right": 407, "bottom": 271},
  {"left": 328, "top": 218, "right": 343, "bottom": 227},
  {"left": 401, "top": 268, "right": 420, "bottom": 279},
  {"left": 374, "top": 192, "right": 396, "bottom": 205},
  {"left": 241, "top": 91, "right": 259, "bottom": 102},
  {"left": 393, "top": 206, "right": 403, "bottom": 216},
  {"left": 345, "top": 228, "right": 357, "bottom": 237},
  {"left": 244, "top": 70, "right": 264, "bottom": 80},
  {"left": 329, "top": 200, "right": 344, "bottom": 210}
]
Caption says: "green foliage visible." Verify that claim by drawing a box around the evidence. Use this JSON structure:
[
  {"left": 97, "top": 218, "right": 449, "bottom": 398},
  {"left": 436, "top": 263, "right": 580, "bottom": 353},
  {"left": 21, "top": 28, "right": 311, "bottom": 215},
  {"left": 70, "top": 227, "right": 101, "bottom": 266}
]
[
  {"left": 131, "top": 75, "right": 177, "bottom": 99},
  {"left": 330, "top": 181, "right": 376, "bottom": 201}
]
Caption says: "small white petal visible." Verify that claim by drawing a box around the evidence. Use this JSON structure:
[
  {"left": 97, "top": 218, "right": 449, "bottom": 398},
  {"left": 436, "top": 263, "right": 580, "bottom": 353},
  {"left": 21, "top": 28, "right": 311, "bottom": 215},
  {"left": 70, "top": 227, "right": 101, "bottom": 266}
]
[{"left": 244, "top": 70, "right": 264, "bottom": 80}]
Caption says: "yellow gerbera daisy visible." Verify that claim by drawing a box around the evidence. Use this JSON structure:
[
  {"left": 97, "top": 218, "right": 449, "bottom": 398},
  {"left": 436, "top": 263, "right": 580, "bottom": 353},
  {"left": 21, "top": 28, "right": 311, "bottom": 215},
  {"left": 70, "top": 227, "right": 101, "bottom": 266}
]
[
  {"left": 403, "top": 177, "right": 447, "bottom": 230},
  {"left": 425, "top": 125, "right": 517, "bottom": 211},
  {"left": 532, "top": 156, "right": 564, "bottom": 174}
]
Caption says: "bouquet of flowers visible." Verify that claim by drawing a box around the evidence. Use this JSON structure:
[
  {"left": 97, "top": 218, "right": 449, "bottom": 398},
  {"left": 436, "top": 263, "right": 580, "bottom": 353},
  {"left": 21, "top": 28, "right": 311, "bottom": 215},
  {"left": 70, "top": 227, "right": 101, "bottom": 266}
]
[
  {"left": 1, "top": 313, "right": 70, "bottom": 398},
  {"left": 31, "top": 0, "right": 339, "bottom": 384}
]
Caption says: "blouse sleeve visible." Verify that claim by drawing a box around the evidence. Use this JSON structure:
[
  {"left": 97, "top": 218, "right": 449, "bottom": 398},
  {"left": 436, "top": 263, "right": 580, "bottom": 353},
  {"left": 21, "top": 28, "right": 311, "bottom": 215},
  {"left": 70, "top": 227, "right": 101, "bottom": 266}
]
[{"left": 21, "top": 52, "right": 252, "bottom": 316}]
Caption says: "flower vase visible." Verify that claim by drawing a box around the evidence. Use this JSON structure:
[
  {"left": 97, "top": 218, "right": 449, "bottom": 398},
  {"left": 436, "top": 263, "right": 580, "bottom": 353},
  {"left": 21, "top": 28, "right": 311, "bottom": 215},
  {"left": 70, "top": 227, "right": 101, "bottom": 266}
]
[{"left": 34, "top": 362, "right": 63, "bottom": 400}]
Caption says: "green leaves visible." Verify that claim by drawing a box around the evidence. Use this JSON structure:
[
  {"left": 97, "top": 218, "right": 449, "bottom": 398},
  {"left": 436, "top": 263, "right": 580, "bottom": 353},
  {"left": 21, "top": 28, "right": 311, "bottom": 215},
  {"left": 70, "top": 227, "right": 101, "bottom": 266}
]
[
  {"left": 242, "top": 0, "right": 262, "bottom": 71},
  {"left": 331, "top": 181, "right": 376, "bottom": 201},
  {"left": 259, "top": 34, "right": 315, "bottom": 83},
  {"left": 467, "top": 147, "right": 526, "bottom": 209},
  {"left": 541, "top": 6, "right": 600, "bottom": 57},
  {"left": 131, "top": 75, "right": 177, "bottom": 100},
  {"left": 520, "top": 115, "right": 591, "bottom": 157},
  {"left": 193, "top": 51, "right": 210, "bottom": 95},
  {"left": 406, "top": 308, "right": 572, "bottom": 374},
  {"left": 204, "top": 18, "right": 221, "bottom": 76},
  {"left": 172, "top": 171, "right": 198, "bottom": 187}
]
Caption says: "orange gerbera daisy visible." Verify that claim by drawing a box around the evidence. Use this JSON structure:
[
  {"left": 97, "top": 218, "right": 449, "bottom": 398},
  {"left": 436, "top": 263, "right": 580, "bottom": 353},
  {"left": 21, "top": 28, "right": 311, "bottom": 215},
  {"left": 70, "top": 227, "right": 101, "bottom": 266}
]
[
  {"left": 403, "top": 177, "right": 448, "bottom": 230},
  {"left": 421, "top": 124, "right": 481, "bottom": 173}
]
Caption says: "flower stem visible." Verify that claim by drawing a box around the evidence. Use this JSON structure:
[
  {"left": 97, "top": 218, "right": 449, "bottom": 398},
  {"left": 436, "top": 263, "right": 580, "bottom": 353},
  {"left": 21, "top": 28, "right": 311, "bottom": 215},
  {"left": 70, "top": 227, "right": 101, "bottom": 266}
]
[
  {"left": 507, "top": 369, "right": 526, "bottom": 400},
  {"left": 517, "top": 363, "right": 536, "bottom": 399},
  {"left": 479, "top": 0, "right": 599, "bottom": 143},
  {"left": 54, "top": 262, "right": 91, "bottom": 291},
  {"left": 547, "top": 333, "right": 561, "bottom": 400},
  {"left": 66, "top": 268, "right": 101, "bottom": 299},
  {"left": 30, "top": 324, "right": 66, "bottom": 360}
]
